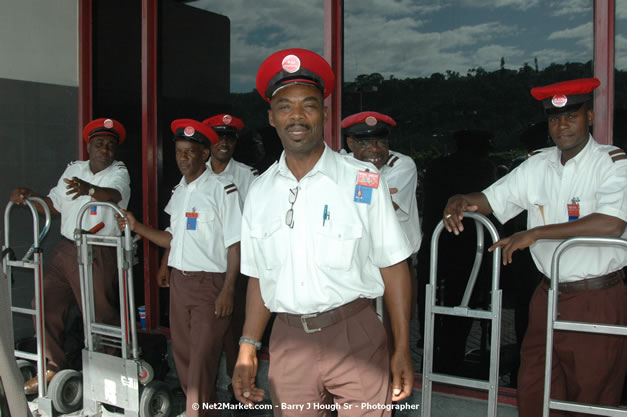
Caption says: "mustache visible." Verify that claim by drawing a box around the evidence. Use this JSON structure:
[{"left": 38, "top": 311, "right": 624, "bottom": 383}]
[{"left": 286, "top": 122, "right": 310, "bottom": 130}]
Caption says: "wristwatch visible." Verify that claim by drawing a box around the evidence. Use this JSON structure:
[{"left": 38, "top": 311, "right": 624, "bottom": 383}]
[{"left": 88, "top": 186, "right": 96, "bottom": 197}]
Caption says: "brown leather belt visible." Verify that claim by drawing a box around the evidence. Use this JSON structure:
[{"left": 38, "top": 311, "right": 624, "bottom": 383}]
[
  {"left": 277, "top": 298, "right": 371, "bottom": 333},
  {"left": 543, "top": 269, "right": 624, "bottom": 293}
]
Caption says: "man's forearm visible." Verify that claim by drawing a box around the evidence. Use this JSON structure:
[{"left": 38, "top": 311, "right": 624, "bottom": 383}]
[
  {"left": 133, "top": 223, "right": 172, "bottom": 248},
  {"left": 532, "top": 213, "right": 625, "bottom": 240},
  {"left": 223, "top": 243, "right": 241, "bottom": 293},
  {"left": 242, "top": 277, "right": 271, "bottom": 342}
]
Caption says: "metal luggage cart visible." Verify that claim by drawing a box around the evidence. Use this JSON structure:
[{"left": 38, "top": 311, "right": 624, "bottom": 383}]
[
  {"left": 421, "top": 212, "right": 503, "bottom": 417},
  {"left": 75, "top": 201, "right": 171, "bottom": 417},
  {"left": 3, "top": 197, "right": 56, "bottom": 416},
  {"left": 543, "top": 236, "right": 627, "bottom": 417}
]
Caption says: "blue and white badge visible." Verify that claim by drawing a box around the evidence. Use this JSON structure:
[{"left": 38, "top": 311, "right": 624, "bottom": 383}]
[
  {"left": 185, "top": 211, "right": 198, "bottom": 230},
  {"left": 354, "top": 185, "right": 372, "bottom": 204},
  {"left": 89, "top": 206, "right": 98, "bottom": 215}
]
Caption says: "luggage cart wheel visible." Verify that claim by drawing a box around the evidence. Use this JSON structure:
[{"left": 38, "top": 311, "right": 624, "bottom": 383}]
[
  {"left": 140, "top": 381, "right": 172, "bottom": 417},
  {"left": 48, "top": 369, "right": 82, "bottom": 413},
  {"left": 16, "top": 360, "right": 36, "bottom": 382},
  {"left": 138, "top": 360, "right": 155, "bottom": 385}
]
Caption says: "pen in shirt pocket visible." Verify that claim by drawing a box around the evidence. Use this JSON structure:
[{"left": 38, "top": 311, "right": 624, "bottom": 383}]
[{"left": 322, "top": 204, "right": 329, "bottom": 226}]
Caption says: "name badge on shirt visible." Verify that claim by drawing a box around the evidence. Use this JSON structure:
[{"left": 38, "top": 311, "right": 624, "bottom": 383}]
[
  {"left": 354, "top": 185, "right": 373, "bottom": 204},
  {"left": 567, "top": 204, "right": 580, "bottom": 221},
  {"left": 186, "top": 211, "right": 198, "bottom": 230},
  {"left": 356, "top": 170, "right": 380, "bottom": 189}
]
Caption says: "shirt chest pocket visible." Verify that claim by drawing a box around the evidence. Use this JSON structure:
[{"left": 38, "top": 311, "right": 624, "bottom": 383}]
[
  {"left": 314, "top": 223, "right": 363, "bottom": 271},
  {"left": 193, "top": 210, "right": 215, "bottom": 239},
  {"left": 250, "top": 218, "right": 283, "bottom": 270}
]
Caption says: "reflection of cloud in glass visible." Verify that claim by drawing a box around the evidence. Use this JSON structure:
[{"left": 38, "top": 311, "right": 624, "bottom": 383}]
[
  {"left": 548, "top": 0, "right": 592, "bottom": 17},
  {"left": 457, "top": 0, "right": 540, "bottom": 10},
  {"left": 189, "top": 0, "right": 595, "bottom": 92}
]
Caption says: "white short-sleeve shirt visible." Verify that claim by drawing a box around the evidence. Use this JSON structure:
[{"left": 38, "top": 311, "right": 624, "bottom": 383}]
[
  {"left": 483, "top": 136, "right": 627, "bottom": 282},
  {"left": 165, "top": 168, "right": 241, "bottom": 273},
  {"left": 381, "top": 150, "right": 422, "bottom": 254},
  {"left": 241, "top": 144, "right": 412, "bottom": 314},
  {"left": 207, "top": 157, "right": 259, "bottom": 205},
  {"left": 48, "top": 160, "right": 131, "bottom": 240}
]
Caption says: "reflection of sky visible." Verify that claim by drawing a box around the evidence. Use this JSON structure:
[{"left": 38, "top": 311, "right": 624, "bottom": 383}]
[{"left": 189, "top": 0, "right": 627, "bottom": 93}]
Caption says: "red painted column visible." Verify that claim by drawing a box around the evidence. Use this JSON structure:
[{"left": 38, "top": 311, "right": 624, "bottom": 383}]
[
  {"left": 78, "top": 0, "right": 92, "bottom": 159},
  {"left": 593, "top": 0, "right": 614, "bottom": 145},
  {"left": 141, "top": 0, "right": 159, "bottom": 330},
  {"left": 324, "top": 0, "right": 343, "bottom": 151}
]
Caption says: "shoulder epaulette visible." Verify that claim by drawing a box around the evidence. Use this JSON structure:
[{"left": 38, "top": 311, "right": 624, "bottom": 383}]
[
  {"left": 224, "top": 183, "right": 238, "bottom": 195},
  {"left": 171, "top": 184, "right": 180, "bottom": 194},
  {"left": 387, "top": 155, "right": 400, "bottom": 167},
  {"left": 609, "top": 148, "right": 627, "bottom": 163},
  {"left": 250, "top": 167, "right": 260, "bottom": 176},
  {"left": 528, "top": 150, "right": 542, "bottom": 158},
  {"left": 67, "top": 161, "right": 77, "bottom": 167}
]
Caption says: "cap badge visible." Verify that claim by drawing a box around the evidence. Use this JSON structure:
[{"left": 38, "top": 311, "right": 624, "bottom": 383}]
[
  {"left": 184, "top": 126, "right": 195, "bottom": 137},
  {"left": 551, "top": 94, "right": 568, "bottom": 108},
  {"left": 103, "top": 119, "right": 114, "bottom": 129},
  {"left": 365, "top": 116, "right": 377, "bottom": 126},
  {"left": 281, "top": 54, "right": 301, "bottom": 73},
  {"left": 222, "top": 114, "right": 232, "bottom": 125}
]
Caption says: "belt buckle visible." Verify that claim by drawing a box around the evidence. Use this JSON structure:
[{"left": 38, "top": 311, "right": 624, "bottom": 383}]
[{"left": 300, "top": 313, "right": 321, "bottom": 333}]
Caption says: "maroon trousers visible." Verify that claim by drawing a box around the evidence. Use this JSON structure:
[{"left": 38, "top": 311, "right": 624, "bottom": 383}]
[
  {"left": 40, "top": 239, "right": 119, "bottom": 371},
  {"left": 268, "top": 304, "right": 392, "bottom": 417},
  {"left": 222, "top": 274, "right": 248, "bottom": 379},
  {"left": 517, "top": 273, "right": 627, "bottom": 417},
  {"left": 169, "top": 269, "right": 230, "bottom": 417}
]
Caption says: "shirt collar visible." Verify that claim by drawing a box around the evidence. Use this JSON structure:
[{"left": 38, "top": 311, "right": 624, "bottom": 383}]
[
  {"left": 207, "top": 157, "right": 234, "bottom": 176},
  {"left": 180, "top": 166, "right": 209, "bottom": 188},
  {"left": 549, "top": 133, "right": 595, "bottom": 167},
  {"left": 276, "top": 143, "right": 339, "bottom": 184}
]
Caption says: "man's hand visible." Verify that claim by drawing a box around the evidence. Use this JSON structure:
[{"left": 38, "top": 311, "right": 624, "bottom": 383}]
[
  {"left": 10, "top": 187, "right": 33, "bottom": 205},
  {"left": 390, "top": 347, "right": 414, "bottom": 402},
  {"left": 156, "top": 261, "right": 170, "bottom": 288},
  {"left": 443, "top": 194, "right": 480, "bottom": 235},
  {"left": 215, "top": 287, "right": 234, "bottom": 318},
  {"left": 64, "top": 177, "right": 90, "bottom": 200},
  {"left": 389, "top": 188, "right": 400, "bottom": 210},
  {"left": 232, "top": 343, "right": 265, "bottom": 405},
  {"left": 489, "top": 229, "right": 537, "bottom": 265},
  {"left": 115, "top": 209, "right": 137, "bottom": 232}
]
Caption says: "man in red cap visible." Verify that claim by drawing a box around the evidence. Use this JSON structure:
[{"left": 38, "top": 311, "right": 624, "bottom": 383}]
[
  {"left": 442, "top": 78, "right": 627, "bottom": 416},
  {"left": 343, "top": 111, "right": 422, "bottom": 324},
  {"left": 10, "top": 118, "right": 130, "bottom": 394},
  {"left": 233, "top": 48, "right": 414, "bottom": 416},
  {"left": 117, "top": 119, "right": 241, "bottom": 417},
  {"left": 156, "top": 114, "right": 258, "bottom": 390}
]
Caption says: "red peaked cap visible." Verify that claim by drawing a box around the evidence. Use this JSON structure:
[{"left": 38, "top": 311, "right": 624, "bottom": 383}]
[
  {"left": 83, "top": 118, "right": 126, "bottom": 144},
  {"left": 170, "top": 119, "right": 219, "bottom": 147},
  {"left": 202, "top": 114, "right": 245, "bottom": 136},
  {"left": 256, "top": 48, "right": 335, "bottom": 102},
  {"left": 531, "top": 78, "right": 600, "bottom": 112},
  {"left": 341, "top": 111, "right": 396, "bottom": 139}
]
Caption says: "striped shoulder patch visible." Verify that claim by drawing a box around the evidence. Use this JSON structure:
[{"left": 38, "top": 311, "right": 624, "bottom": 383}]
[
  {"left": 609, "top": 148, "right": 627, "bottom": 163},
  {"left": 387, "top": 155, "right": 400, "bottom": 167},
  {"left": 250, "top": 167, "right": 260, "bottom": 176},
  {"left": 224, "top": 183, "right": 238, "bottom": 195}
]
